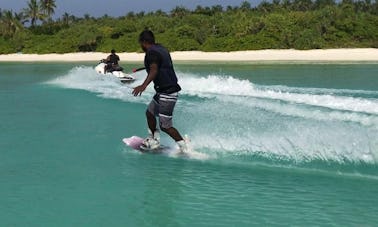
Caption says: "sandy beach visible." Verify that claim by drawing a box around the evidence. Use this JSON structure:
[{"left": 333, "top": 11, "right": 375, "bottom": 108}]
[{"left": 0, "top": 48, "right": 377, "bottom": 62}]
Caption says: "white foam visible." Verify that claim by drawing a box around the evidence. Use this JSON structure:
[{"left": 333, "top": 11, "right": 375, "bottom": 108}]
[
  {"left": 167, "top": 149, "right": 211, "bottom": 160},
  {"left": 179, "top": 74, "right": 378, "bottom": 115},
  {"left": 176, "top": 73, "right": 378, "bottom": 164},
  {"left": 48, "top": 68, "right": 378, "bottom": 116},
  {"left": 47, "top": 66, "right": 152, "bottom": 103},
  {"left": 47, "top": 68, "right": 378, "bottom": 164},
  {"left": 220, "top": 95, "right": 378, "bottom": 128},
  {"left": 188, "top": 120, "right": 377, "bottom": 164}
]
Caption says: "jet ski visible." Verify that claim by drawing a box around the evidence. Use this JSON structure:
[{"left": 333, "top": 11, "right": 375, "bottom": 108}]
[{"left": 95, "top": 59, "right": 135, "bottom": 83}]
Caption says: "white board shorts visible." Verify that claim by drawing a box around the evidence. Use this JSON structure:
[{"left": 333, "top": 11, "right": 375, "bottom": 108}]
[{"left": 147, "top": 92, "right": 178, "bottom": 129}]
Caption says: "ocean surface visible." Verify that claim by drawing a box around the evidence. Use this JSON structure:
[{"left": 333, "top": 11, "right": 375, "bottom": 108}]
[{"left": 1, "top": 61, "right": 378, "bottom": 226}]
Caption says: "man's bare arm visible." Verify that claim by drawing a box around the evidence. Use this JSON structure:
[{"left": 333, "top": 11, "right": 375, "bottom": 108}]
[{"left": 132, "top": 63, "right": 158, "bottom": 96}]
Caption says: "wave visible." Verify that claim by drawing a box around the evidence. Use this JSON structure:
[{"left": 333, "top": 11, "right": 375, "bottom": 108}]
[
  {"left": 47, "top": 66, "right": 153, "bottom": 103},
  {"left": 47, "top": 66, "right": 378, "bottom": 116},
  {"left": 180, "top": 75, "right": 378, "bottom": 115},
  {"left": 47, "top": 67, "right": 378, "bottom": 166},
  {"left": 177, "top": 73, "right": 378, "bottom": 166},
  {"left": 183, "top": 98, "right": 378, "bottom": 163}
]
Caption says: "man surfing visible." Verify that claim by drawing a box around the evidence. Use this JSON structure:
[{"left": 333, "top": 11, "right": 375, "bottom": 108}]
[{"left": 132, "top": 30, "right": 187, "bottom": 153}]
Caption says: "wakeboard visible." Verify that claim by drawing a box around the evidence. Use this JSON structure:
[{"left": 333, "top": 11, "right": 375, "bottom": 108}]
[
  {"left": 122, "top": 135, "right": 209, "bottom": 160},
  {"left": 122, "top": 136, "right": 165, "bottom": 153}
]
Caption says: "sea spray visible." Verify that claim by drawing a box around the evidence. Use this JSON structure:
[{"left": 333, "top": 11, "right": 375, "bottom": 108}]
[{"left": 48, "top": 66, "right": 378, "bottom": 165}]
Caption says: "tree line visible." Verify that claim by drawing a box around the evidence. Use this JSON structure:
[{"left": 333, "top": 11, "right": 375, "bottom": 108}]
[{"left": 0, "top": 0, "right": 377, "bottom": 54}]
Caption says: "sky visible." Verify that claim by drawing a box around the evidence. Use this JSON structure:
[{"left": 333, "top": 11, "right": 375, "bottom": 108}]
[{"left": 1, "top": 0, "right": 261, "bottom": 18}]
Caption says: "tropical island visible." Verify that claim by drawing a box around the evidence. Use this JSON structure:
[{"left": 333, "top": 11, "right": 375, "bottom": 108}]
[{"left": 0, "top": 0, "right": 377, "bottom": 55}]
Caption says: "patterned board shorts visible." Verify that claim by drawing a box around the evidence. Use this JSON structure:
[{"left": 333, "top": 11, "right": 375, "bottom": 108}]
[{"left": 147, "top": 92, "right": 178, "bottom": 129}]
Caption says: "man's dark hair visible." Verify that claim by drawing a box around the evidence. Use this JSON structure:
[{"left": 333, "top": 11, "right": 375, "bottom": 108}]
[
  {"left": 111, "top": 49, "right": 116, "bottom": 54},
  {"left": 139, "top": 30, "right": 155, "bottom": 44}
]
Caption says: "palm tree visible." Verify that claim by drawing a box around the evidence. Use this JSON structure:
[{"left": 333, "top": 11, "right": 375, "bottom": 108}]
[
  {"left": 23, "top": 0, "right": 45, "bottom": 27},
  {"left": 292, "top": 0, "right": 314, "bottom": 11},
  {"left": 60, "top": 12, "right": 78, "bottom": 25},
  {"left": 240, "top": 1, "right": 252, "bottom": 11},
  {"left": 0, "top": 10, "right": 23, "bottom": 38},
  {"left": 14, "top": 12, "right": 28, "bottom": 26},
  {"left": 61, "top": 12, "right": 70, "bottom": 25},
  {"left": 170, "top": 6, "right": 190, "bottom": 17},
  {"left": 40, "top": 0, "right": 56, "bottom": 20}
]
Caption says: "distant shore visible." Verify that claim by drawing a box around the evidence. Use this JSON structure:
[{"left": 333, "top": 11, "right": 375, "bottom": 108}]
[{"left": 0, "top": 48, "right": 377, "bottom": 62}]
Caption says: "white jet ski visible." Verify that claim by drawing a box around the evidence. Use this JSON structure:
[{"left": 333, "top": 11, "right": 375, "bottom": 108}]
[{"left": 95, "top": 60, "right": 135, "bottom": 83}]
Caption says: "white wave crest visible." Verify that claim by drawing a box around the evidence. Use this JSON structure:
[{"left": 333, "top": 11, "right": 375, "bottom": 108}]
[
  {"left": 179, "top": 74, "right": 378, "bottom": 115},
  {"left": 46, "top": 68, "right": 378, "bottom": 164},
  {"left": 47, "top": 66, "right": 152, "bottom": 103}
]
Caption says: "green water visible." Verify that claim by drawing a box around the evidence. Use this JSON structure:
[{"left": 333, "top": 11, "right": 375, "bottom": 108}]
[{"left": 1, "top": 62, "right": 378, "bottom": 226}]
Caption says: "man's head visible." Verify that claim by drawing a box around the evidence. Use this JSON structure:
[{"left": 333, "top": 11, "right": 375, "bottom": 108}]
[
  {"left": 139, "top": 30, "right": 155, "bottom": 52},
  {"left": 111, "top": 49, "right": 116, "bottom": 54}
]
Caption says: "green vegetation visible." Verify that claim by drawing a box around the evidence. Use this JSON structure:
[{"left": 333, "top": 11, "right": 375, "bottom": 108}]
[{"left": 1, "top": 0, "right": 377, "bottom": 54}]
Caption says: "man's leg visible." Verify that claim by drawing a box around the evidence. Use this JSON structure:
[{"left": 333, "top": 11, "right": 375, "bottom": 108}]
[
  {"left": 161, "top": 127, "right": 187, "bottom": 153},
  {"left": 158, "top": 93, "right": 187, "bottom": 152},
  {"left": 143, "top": 97, "right": 162, "bottom": 149},
  {"left": 141, "top": 109, "right": 160, "bottom": 149},
  {"left": 161, "top": 127, "right": 183, "bottom": 142},
  {"left": 146, "top": 110, "right": 156, "bottom": 134},
  {"left": 158, "top": 93, "right": 181, "bottom": 141}
]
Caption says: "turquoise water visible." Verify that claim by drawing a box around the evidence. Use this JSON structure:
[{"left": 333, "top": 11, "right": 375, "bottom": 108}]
[{"left": 1, "top": 62, "right": 378, "bottom": 226}]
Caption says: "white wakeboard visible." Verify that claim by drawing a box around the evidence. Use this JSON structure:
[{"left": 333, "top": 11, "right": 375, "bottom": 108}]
[
  {"left": 122, "top": 136, "right": 167, "bottom": 153},
  {"left": 122, "top": 135, "right": 209, "bottom": 159}
]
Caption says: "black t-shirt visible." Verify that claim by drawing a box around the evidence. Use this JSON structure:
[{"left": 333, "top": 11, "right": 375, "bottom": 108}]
[
  {"left": 108, "top": 54, "right": 120, "bottom": 64},
  {"left": 144, "top": 45, "right": 181, "bottom": 93},
  {"left": 145, "top": 50, "right": 162, "bottom": 68}
]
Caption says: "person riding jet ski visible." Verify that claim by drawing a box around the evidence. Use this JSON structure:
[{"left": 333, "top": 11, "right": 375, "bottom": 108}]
[{"left": 104, "top": 49, "right": 122, "bottom": 73}]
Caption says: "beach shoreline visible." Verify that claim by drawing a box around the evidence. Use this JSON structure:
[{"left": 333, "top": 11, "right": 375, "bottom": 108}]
[{"left": 0, "top": 48, "right": 377, "bottom": 62}]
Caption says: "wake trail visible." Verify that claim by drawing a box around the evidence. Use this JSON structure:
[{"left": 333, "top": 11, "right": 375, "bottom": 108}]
[
  {"left": 47, "top": 67, "right": 378, "bottom": 165},
  {"left": 176, "top": 73, "right": 378, "bottom": 165},
  {"left": 180, "top": 75, "right": 378, "bottom": 115}
]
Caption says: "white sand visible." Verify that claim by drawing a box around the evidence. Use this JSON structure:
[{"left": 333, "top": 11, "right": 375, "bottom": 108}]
[{"left": 0, "top": 48, "right": 377, "bottom": 62}]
